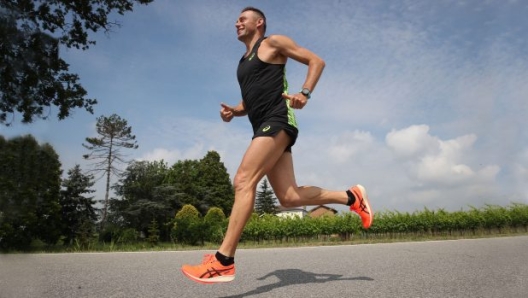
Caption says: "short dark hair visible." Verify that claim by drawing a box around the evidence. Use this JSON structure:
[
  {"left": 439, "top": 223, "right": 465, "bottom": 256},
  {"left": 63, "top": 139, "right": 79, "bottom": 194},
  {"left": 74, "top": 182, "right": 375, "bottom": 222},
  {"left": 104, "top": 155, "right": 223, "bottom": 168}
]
[{"left": 241, "top": 7, "right": 266, "bottom": 34}]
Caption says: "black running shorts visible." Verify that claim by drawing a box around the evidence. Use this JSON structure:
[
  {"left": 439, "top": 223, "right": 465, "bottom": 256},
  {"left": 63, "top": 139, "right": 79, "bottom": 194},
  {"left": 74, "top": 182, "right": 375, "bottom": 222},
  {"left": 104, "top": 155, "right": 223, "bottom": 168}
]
[{"left": 252, "top": 121, "right": 298, "bottom": 152}]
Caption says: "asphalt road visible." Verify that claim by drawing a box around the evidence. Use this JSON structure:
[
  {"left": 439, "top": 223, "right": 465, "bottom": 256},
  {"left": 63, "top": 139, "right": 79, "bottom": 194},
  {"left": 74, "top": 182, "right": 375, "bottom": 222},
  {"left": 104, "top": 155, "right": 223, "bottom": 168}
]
[{"left": 1, "top": 236, "right": 527, "bottom": 298}]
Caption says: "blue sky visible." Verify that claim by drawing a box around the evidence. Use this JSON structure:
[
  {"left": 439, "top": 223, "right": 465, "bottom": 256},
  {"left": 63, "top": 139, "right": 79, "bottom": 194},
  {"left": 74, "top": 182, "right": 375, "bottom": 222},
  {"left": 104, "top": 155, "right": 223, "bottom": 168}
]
[{"left": 2, "top": 0, "right": 527, "bottom": 213}]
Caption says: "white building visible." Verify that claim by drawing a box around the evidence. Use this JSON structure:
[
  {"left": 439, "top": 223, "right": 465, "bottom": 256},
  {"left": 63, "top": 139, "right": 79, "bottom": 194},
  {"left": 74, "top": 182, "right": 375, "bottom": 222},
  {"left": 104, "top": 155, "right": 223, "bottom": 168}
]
[{"left": 275, "top": 206, "right": 308, "bottom": 219}]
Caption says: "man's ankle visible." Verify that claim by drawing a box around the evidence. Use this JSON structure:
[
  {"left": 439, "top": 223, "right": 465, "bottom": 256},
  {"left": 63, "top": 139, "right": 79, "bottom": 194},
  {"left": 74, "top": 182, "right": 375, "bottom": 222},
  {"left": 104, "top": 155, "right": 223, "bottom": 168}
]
[{"left": 215, "top": 251, "right": 235, "bottom": 266}]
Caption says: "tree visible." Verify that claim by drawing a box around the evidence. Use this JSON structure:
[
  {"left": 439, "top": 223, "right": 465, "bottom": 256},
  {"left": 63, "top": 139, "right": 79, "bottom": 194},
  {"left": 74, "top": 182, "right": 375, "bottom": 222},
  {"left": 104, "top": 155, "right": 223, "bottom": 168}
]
[
  {"left": 146, "top": 218, "right": 159, "bottom": 246},
  {"left": 0, "top": 0, "right": 154, "bottom": 125},
  {"left": 111, "top": 160, "right": 182, "bottom": 241},
  {"left": 196, "top": 151, "right": 235, "bottom": 215},
  {"left": 255, "top": 179, "right": 277, "bottom": 215},
  {"left": 167, "top": 159, "right": 200, "bottom": 207},
  {"left": 0, "top": 135, "right": 62, "bottom": 249},
  {"left": 83, "top": 114, "right": 138, "bottom": 228},
  {"left": 60, "top": 164, "right": 97, "bottom": 245},
  {"left": 33, "top": 142, "right": 63, "bottom": 245},
  {"left": 167, "top": 151, "right": 234, "bottom": 215}
]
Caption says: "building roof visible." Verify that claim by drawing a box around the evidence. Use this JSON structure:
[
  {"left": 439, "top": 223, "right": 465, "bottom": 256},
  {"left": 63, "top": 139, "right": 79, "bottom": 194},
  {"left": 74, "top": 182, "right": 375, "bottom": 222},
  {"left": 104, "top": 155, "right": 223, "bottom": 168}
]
[{"left": 309, "top": 205, "right": 338, "bottom": 214}]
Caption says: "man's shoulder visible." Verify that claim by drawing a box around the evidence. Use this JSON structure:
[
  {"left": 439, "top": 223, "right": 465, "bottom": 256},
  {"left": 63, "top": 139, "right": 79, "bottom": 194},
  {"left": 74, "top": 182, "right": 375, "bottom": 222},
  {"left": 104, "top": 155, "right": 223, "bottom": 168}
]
[{"left": 264, "top": 34, "right": 292, "bottom": 47}]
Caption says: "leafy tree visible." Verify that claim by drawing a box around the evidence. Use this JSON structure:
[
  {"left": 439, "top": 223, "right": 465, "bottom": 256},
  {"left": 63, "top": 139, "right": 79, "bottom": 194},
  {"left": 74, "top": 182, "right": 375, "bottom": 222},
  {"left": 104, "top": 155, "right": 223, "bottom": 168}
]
[
  {"left": 33, "top": 142, "right": 63, "bottom": 245},
  {"left": 167, "top": 159, "right": 200, "bottom": 207},
  {"left": 83, "top": 114, "right": 138, "bottom": 228},
  {"left": 255, "top": 179, "right": 277, "bottom": 215},
  {"left": 0, "top": 0, "right": 154, "bottom": 125},
  {"left": 111, "top": 160, "right": 182, "bottom": 241},
  {"left": 60, "top": 164, "right": 97, "bottom": 245},
  {"left": 197, "top": 151, "right": 234, "bottom": 215},
  {"left": 167, "top": 151, "right": 234, "bottom": 215},
  {"left": 0, "top": 135, "right": 62, "bottom": 249}
]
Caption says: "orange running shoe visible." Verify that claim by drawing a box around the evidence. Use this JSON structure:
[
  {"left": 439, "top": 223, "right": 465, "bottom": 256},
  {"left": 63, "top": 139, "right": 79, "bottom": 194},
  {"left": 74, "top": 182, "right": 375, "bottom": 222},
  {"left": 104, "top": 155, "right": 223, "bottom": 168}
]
[
  {"left": 181, "top": 254, "right": 235, "bottom": 284},
  {"left": 349, "top": 184, "right": 373, "bottom": 229}
]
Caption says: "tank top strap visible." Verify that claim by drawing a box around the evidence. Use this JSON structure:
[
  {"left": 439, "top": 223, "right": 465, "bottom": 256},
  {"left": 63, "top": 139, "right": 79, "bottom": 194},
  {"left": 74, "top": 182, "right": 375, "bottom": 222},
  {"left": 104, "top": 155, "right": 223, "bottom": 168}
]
[{"left": 252, "top": 36, "right": 267, "bottom": 53}]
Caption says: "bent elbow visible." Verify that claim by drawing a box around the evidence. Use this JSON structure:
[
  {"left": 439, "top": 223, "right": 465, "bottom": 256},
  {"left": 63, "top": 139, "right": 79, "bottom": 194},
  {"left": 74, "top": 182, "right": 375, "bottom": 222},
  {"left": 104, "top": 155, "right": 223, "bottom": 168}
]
[{"left": 318, "top": 58, "right": 326, "bottom": 70}]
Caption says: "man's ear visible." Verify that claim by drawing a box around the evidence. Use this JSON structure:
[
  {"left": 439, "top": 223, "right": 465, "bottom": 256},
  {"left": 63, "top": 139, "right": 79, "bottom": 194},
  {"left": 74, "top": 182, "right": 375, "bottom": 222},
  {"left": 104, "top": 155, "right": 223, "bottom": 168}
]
[{"left": 256, "top": 18, "right": 264, "bottom": 29}]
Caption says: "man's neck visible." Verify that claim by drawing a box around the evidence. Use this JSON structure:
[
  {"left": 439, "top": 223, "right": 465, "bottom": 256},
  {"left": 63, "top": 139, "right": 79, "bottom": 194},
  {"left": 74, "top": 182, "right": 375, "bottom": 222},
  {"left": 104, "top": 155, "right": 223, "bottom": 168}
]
[{"left": 242, "top": 33, "right": 264, "bottom": 53}]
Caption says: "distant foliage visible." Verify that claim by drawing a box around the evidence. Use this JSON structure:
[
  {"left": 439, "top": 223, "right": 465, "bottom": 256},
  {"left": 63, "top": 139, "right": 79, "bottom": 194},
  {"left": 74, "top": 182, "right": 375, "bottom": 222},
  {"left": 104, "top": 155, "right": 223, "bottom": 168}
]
[
  {"left": 255, "top": 179, "right": 277, "bottom": 215},
  {"left": 204, "top": 207, "right": 227, "bottom": 244},
  {"left": 172, "top": 205, "right": 205, "bottom": 245},
  {"left": 168, "top": 151, "right": 234, "bottom": 216},
  {"left": 240, "top": 204, "right": 528, "bottom": 244},
  {"left": 60, "top": 164, "right": 98, "bottom": 246},
  {"left": 147, "top": 218, "right": 160, "bottom": 246},
  {"left": 365, "top": 204, "right": 528, "bottom": 238},
  {"left": 111, "top": 160, "right": 180, "bottom": 242},
  {"left": 106, "top": 150, "right": 234, "bottom": 243},
  {"left": 0, "top": 135, "right": 62, "bottom": 250}
]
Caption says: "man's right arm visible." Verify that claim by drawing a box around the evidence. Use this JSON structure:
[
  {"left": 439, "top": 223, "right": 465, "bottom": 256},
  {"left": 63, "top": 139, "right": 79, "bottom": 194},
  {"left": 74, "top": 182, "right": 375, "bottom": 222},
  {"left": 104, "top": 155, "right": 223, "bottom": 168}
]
[
  {"left": 220, "top": 100, "right": 247, "bottom": 122},
  {"left": 231, "top": 100, "right": 247, "bottom": 117}
]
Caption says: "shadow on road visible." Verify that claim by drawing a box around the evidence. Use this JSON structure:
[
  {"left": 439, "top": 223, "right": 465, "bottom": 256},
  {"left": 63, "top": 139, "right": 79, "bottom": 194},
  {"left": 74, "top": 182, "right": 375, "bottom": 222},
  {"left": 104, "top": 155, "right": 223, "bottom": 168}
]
[{"left": 220, "top": 269, "right": 374, "bottom": 298}]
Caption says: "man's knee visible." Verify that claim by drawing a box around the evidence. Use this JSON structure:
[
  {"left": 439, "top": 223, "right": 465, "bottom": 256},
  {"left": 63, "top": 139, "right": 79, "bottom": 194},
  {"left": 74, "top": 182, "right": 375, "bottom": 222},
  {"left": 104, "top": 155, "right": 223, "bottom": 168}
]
[
  {"left": 277, "top": 193, "right": 300, "bottom": 208},
  {"left": 233, "top": 170, "right": 257, "bottom": 194}
]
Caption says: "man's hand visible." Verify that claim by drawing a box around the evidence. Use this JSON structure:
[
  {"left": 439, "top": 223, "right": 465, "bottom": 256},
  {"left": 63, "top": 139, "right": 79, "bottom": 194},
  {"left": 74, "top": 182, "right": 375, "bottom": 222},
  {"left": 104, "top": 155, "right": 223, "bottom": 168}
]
[
  {"left": 282, "top": 93, "right": 308, "bottom": 109},
  {"left": 220, "top": 103, "right": 235, "bottom": 122}
]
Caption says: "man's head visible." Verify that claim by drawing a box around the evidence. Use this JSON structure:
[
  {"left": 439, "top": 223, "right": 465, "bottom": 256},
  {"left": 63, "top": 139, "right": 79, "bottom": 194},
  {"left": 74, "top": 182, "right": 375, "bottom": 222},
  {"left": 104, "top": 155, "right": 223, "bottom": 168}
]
[
  {"left": 241, "top": 7, "right": 266, "bottom": 34},
  {"left": 236, "top": 7, "right": 266, "bottom": 41}
]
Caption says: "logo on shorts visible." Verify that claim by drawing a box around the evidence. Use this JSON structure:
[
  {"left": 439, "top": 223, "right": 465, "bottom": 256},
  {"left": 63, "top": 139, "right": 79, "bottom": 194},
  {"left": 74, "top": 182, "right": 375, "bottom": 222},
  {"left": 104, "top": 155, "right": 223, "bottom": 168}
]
[{"left": 262, "top": 125, "right": 271, "bottom": 132}]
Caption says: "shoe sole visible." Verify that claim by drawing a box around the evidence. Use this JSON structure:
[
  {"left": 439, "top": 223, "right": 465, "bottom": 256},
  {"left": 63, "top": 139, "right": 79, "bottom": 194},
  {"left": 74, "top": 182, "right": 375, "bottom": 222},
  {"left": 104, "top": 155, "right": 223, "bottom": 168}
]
[
  {"left": 181, "top": 268, "right": 235, "bottom": 284},
  {"left": 356, "top": 184, "right": 373, "bottom": 228}
]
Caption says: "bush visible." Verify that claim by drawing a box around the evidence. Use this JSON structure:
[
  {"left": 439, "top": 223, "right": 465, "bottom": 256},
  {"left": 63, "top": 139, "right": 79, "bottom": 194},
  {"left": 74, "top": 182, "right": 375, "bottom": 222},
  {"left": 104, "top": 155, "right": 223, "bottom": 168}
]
[
  {"left": 172, "top": 204, "right": 204, "bottom": 245},
  {"left": 118, "top": 228, "right": 139, "bottom": 244},
  {"left": 204, "top": 207, "right": 226, "bottom": 243}
]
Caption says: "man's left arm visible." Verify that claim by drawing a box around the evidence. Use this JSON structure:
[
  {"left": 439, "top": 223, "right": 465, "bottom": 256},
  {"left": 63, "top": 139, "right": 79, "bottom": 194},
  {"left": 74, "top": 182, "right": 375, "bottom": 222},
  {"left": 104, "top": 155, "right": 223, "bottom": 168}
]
[{"left": 268, "top": 35, "right": 325, "bottom": 109}]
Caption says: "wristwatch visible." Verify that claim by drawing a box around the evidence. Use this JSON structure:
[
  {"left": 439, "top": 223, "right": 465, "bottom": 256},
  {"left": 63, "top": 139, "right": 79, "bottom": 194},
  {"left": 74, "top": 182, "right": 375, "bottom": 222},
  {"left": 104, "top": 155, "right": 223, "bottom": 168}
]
[{"left": 300, "top": 88, "right": 311, "bottom": 99}]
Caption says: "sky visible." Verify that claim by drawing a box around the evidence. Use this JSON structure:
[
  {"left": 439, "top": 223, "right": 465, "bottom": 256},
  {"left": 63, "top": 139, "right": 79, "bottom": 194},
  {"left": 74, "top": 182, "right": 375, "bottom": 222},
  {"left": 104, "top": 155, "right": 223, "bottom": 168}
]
[{"left": 1, "top": 0, "right": 527, "bottom": 213}]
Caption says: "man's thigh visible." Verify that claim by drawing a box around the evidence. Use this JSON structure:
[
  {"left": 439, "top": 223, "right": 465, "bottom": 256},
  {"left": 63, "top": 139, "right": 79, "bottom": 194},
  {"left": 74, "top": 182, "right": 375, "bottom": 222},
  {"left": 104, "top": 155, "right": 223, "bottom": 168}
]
[
  {"left": 237, "top": 130, "right": 292, "bottom": 186},
  {"left": 267, "top": 151, "right": 298, "bottom": 201}
]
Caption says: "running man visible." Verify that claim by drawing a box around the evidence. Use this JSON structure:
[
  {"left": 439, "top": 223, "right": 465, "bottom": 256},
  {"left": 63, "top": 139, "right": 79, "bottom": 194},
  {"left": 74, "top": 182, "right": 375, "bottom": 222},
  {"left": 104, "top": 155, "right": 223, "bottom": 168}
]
[{"left": 181, "top": 7, "right": 373, "bottom": 284}]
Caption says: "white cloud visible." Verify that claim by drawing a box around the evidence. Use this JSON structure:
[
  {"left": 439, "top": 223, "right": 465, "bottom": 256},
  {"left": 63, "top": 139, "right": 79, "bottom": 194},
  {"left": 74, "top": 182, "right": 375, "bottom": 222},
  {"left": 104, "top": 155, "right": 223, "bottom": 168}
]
[
  {"left": 386, "top": 125, "right": 500, "bottom": 187},
  {"left": 386, "top": 125, "right": 439, "bottom": 159},
  {"left": 327, "top": 130, "right": 375, "bottom": 163}
]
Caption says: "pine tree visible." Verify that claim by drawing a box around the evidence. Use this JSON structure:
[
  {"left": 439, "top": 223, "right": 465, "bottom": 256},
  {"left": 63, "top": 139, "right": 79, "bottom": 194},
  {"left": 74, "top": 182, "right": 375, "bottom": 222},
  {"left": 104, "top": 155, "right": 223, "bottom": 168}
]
[
  {"left": 255, "top": 179, "right": 277, "bottom": 215},
  {"left": 82, "top": 114, "right": 138, "bottom": 229},
  {"left": 60, "top": 164, "right": 97, "bottom": 245},
  {"left": 147, "top": 218, "right": 160, "bottom": 246}
]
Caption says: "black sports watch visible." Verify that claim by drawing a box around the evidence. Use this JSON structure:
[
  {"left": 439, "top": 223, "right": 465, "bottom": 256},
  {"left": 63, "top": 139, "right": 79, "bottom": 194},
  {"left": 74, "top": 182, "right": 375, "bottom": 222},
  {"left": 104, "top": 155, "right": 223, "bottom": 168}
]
[{"left": 300, "top": 88, "right": 311, "bottom": 99}]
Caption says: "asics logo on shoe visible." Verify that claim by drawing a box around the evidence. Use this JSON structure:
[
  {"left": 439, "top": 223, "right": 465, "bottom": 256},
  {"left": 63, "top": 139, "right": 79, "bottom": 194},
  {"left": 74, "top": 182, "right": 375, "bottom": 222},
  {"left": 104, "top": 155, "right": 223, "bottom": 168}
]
[
  {"left": 201, "top": 267, "right": 233, "bottom": 278},
  {"left": 358, "top": 199, "right": 369, "bottom": 214},
  {"left": 262, "top": 125, "right": 271, "bottom": 132}
]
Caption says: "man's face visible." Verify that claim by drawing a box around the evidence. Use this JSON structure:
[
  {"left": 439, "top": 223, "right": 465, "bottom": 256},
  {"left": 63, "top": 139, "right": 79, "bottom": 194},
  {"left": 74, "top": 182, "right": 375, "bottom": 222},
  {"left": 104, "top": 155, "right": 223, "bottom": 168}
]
[{"left": 235, "top": 11, "right": 260, "bottom": 41}]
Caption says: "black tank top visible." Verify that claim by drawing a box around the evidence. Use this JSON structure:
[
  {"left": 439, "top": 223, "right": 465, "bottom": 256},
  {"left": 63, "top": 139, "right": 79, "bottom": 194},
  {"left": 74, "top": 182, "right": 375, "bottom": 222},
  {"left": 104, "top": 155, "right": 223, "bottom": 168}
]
[{"left": 237, "top": 37, "right": 296, "bottom": 132}]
